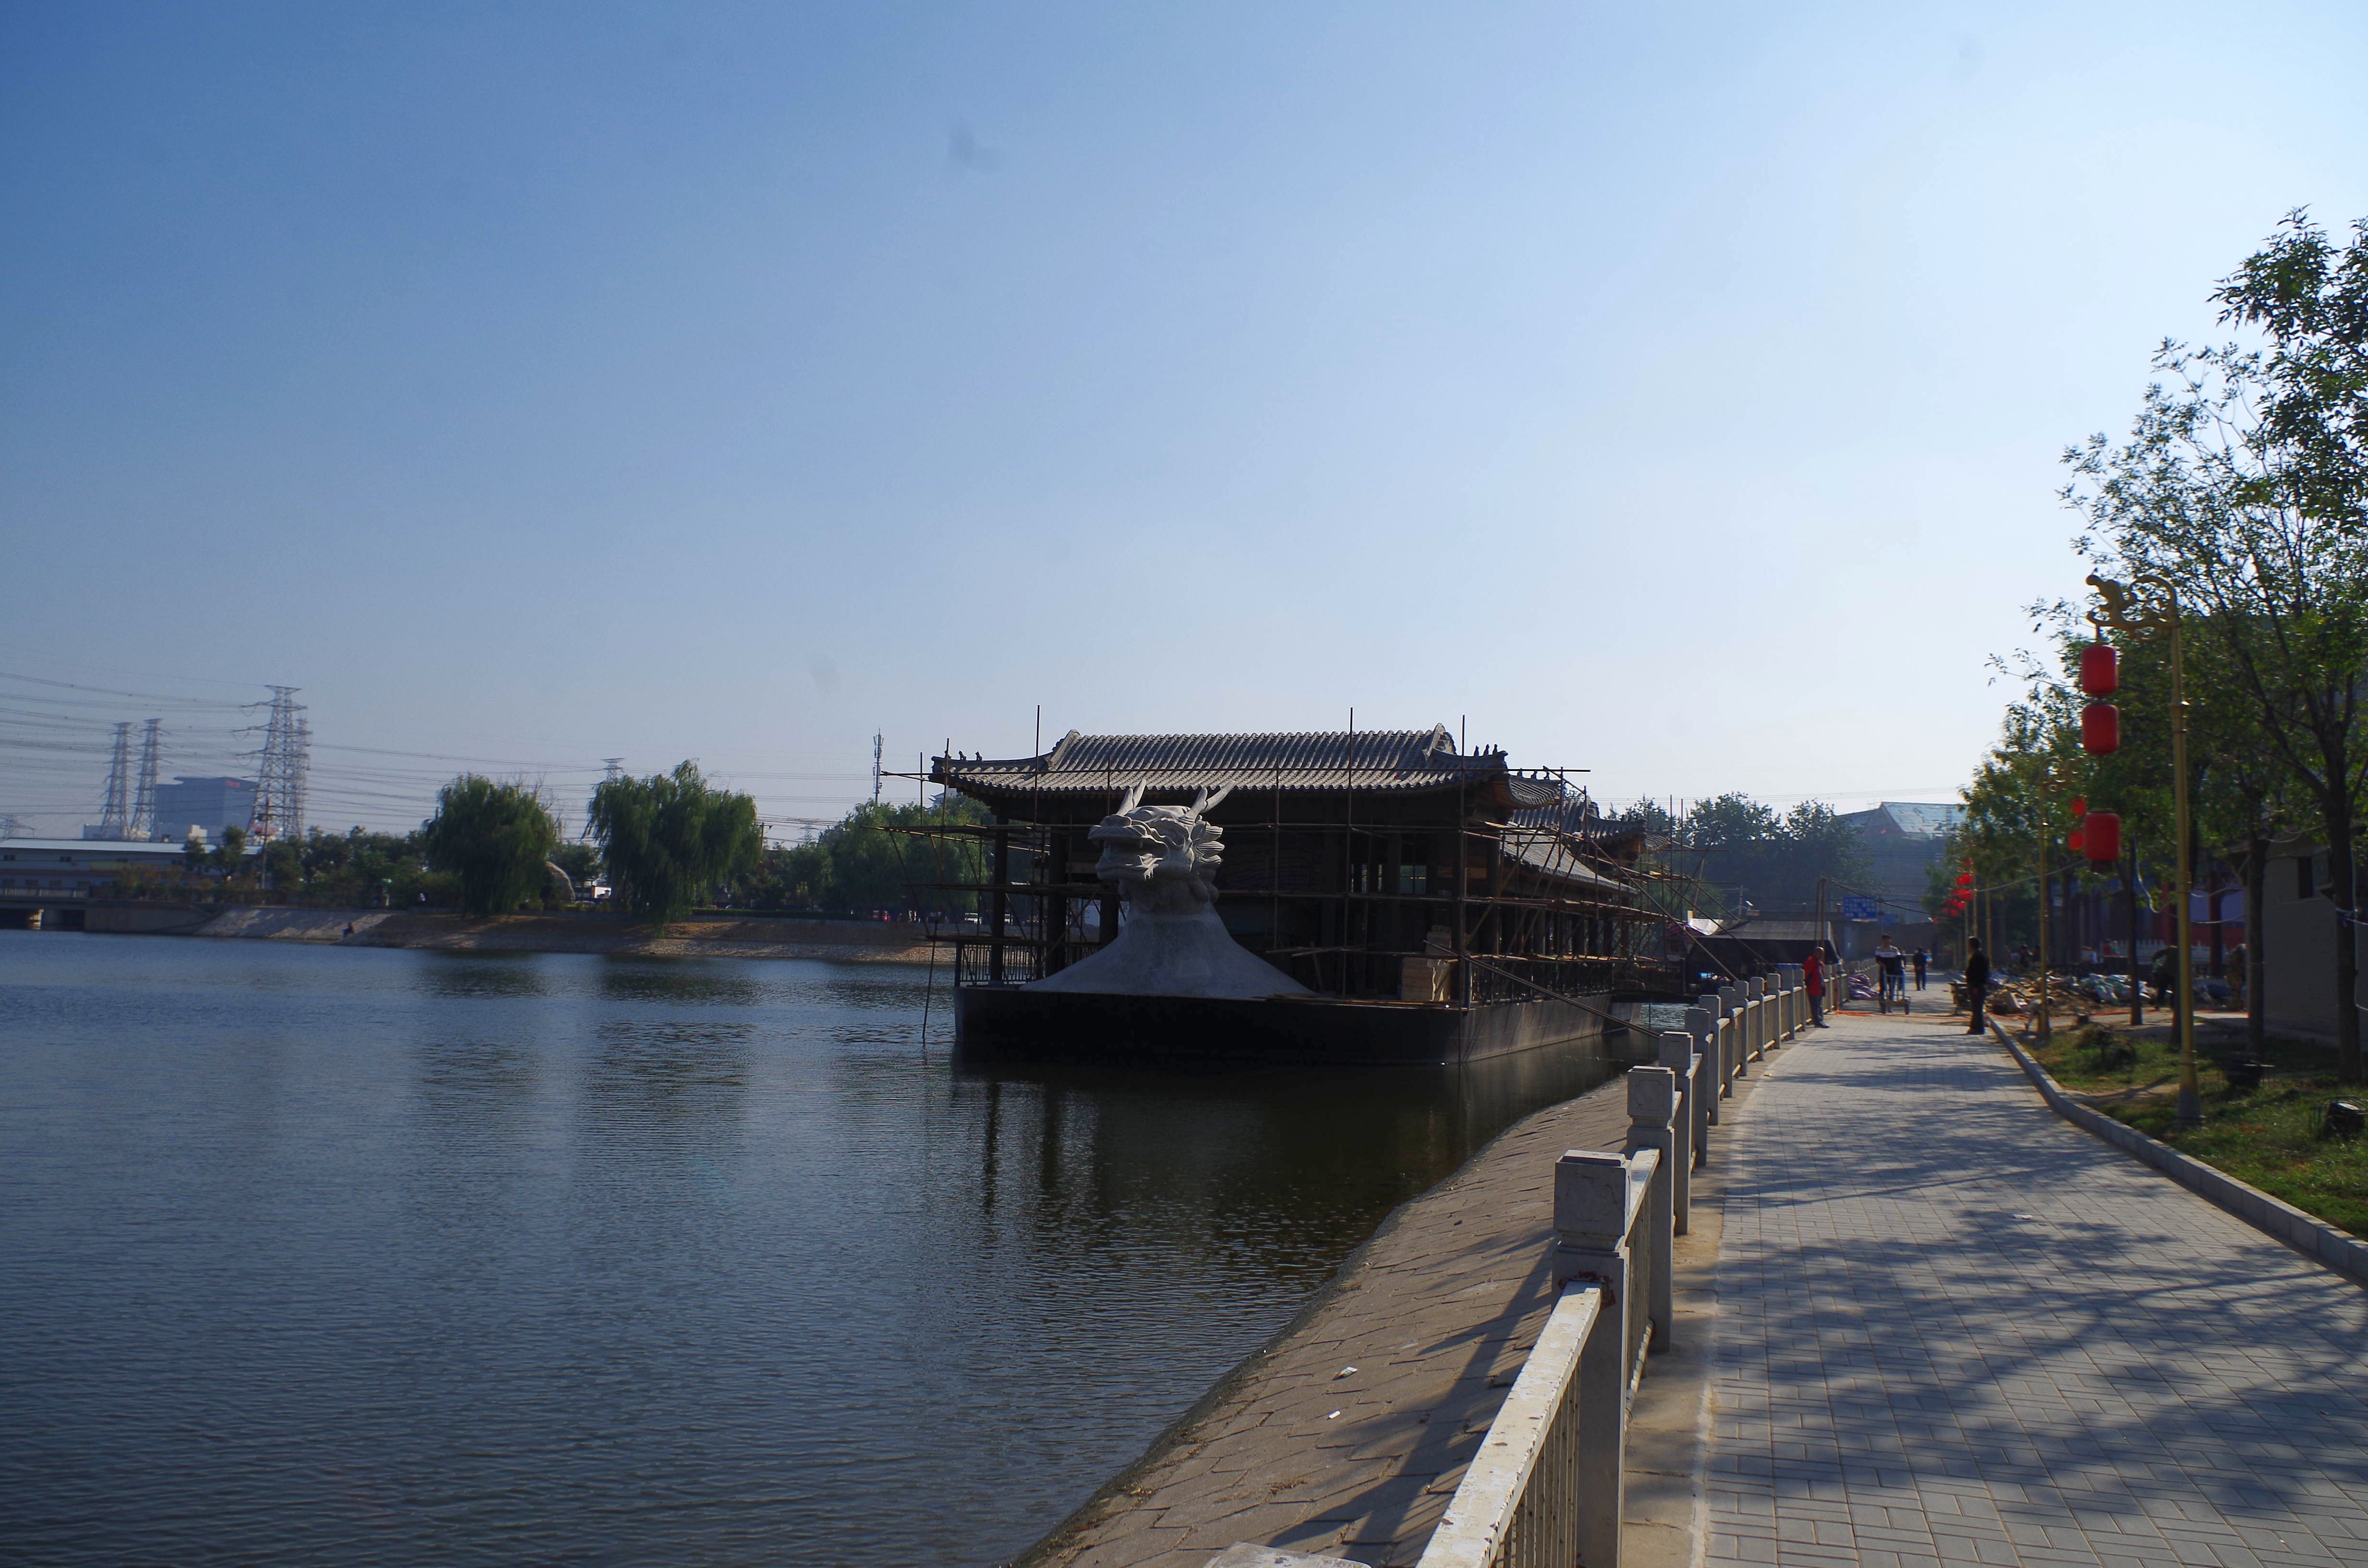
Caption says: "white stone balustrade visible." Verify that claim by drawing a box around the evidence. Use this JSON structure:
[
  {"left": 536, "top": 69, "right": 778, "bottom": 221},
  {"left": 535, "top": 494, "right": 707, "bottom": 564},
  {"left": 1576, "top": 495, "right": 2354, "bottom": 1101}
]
[{"left": 1407, "top": 972, "right": 1812, "bottom": 1568}]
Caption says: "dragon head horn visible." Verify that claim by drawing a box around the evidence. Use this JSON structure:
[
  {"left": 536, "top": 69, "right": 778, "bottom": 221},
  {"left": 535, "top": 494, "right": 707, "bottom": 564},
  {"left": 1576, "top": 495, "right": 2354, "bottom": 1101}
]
[
  {"left": 1116, "top": 783, "right": 1145, "bottom": 813},
  {"left": 1189, "top": 785, "right": 1233, "bottom": 817}
]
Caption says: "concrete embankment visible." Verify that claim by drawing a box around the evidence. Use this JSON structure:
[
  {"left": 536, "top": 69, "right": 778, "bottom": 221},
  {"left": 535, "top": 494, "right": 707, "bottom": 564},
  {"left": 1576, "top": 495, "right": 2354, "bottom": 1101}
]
[
  {"left": 1022, "top": 1069, "right": 1724, "bottom": 1568},
  {"left": 177, "top": 907, "right": 940, "bottom": 963}
]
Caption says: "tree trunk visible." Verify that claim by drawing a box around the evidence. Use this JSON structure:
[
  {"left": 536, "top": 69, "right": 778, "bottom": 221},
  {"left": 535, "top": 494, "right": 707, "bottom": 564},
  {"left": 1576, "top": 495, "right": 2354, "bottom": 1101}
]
[
  {"left": 2246, "top": 832, "right": 2267, "bottom": 1055},
  {"left": 2124, "top": 851, "right": 2144, "bottom": 1026},
  {"left": 2208, "top": 880, "right": 2226, "bottom": 979},
  {"left": 2329, "top": 782, "right": 2361, "bottom": 1084}
]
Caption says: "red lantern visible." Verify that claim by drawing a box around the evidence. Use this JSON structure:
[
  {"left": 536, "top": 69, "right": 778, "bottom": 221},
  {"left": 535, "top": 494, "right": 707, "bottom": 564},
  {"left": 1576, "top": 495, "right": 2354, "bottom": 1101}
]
[
  {"left": 2083, "top": 811, "right": 2121, "bottom": 864},
  {"left": 1955, "top": 872, "right": 1974, "bottom": 888},
  {"left": 2080, "top": 643, "right": 2120, "bottom": 696},
  {"left": 2082, "top": 702, "right": 2120, "bottom": 756},
  {"left": 2070, "top": 796, "right": 2087, "bottom": 816},
  {"left": 2067, "top": 828, "right": 2085, "bottom": 853}
]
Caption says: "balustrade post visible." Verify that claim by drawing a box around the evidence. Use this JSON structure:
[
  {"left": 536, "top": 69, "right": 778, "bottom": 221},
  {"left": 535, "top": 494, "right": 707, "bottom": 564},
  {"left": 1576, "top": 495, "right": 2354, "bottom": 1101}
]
[
  {"left": 1626, "top": 1066, "right": 1678, "bottom": 1348},
  {"left": 1552, "top": 1150, "right": 1631, "bottom": 1568},
  {"left": 1698, "top": 990, "right": 1733, "bottom": 1104},
  {"left": 1685, "top": 1004, "right": 1717, "bottom": 1139},
  {"left": 1652, "top": 1037, "right": 1695, "bottom": 1232},
  {"left": 1718, "top": 985, "right": 1743, "bottom": 1080}
]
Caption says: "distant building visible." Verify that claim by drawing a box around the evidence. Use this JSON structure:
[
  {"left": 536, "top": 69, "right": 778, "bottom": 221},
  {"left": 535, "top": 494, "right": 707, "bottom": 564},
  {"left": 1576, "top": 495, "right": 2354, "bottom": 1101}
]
[
  {"left": 2255, "top": 839, "right": 2356, "bottom": 1045},
  {"left": 1837, "top": 801, "right": 1964, "bottom": 921},
  {"left": 152, "top": 777, "right": 258, "bottom": 843},
  {"left": 0, "top": 838, "right": 196, "bottom": 897}
]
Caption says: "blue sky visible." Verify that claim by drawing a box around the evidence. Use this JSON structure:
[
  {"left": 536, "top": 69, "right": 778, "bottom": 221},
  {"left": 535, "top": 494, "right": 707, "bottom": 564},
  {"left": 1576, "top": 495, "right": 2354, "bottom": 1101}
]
[{"left": 4, "top": 1, "right": 2366, "bottom": 835}]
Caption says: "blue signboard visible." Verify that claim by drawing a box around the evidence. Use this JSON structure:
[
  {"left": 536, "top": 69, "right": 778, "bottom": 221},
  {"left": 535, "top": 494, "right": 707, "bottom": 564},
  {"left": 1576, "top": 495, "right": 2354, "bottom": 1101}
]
[{"left": 1838, "top": 895, "right": 1880, "bottom": 921}]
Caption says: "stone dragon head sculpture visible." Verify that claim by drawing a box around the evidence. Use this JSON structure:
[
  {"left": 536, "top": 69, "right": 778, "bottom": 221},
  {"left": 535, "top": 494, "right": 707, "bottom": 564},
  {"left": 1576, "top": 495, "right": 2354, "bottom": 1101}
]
[{"left": 1087, "top": 784, "right": 1233, "bottom": 917}]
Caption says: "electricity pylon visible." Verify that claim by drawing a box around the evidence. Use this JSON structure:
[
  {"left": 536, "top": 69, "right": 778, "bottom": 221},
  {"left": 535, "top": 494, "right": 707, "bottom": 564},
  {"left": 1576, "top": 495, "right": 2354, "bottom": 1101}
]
[
  {"left": 250, "top": 687, "right": 310, "bottom": 842},
  {"left": 131, "top": 719, "right": 161, "bottom": 840},
  {"left": 98, "top": 723, "right": 132, "bottom": 837}
]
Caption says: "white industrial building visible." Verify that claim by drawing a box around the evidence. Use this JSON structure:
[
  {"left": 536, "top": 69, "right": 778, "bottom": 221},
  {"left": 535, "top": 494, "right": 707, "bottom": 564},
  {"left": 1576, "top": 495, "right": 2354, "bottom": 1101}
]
[{"left": 0, "top": 838, "right": 198, "bottom": 898}]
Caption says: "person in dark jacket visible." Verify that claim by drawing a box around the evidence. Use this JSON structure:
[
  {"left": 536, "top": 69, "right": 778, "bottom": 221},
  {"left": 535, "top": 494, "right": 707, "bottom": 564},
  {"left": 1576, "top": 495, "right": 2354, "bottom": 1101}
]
[{"left": 1964, "top": 939, "right": 1990, "bottom": 1034}]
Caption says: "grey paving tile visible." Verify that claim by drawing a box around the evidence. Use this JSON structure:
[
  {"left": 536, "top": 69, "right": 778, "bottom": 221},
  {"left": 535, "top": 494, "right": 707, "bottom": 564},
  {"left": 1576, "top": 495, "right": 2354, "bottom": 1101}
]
[{"left": 1700, "top": 1016, "right": 2368, "bottom": 1568}]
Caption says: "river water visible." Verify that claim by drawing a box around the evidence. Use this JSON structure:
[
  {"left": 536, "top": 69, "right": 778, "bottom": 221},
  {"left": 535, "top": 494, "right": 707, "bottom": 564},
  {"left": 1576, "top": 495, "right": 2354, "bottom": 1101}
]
[{"left": 0, "top": 931, "right": 1614, "bottom": 1567}]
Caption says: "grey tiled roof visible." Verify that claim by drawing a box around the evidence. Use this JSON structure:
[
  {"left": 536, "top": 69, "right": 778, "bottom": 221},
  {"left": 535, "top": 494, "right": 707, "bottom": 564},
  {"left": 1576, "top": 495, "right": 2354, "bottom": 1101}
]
[
  {"left": 1841, "top": 801, "right": 1966, "bottom": 840},
  {"left": 933, "top": 726, "right": 1562, "bottom": 802}
]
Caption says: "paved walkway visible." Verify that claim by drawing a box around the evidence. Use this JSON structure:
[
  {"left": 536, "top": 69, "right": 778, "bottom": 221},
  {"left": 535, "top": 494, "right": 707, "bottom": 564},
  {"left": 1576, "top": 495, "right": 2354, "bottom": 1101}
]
[{"left": 1711, "top": 1013, "right": 2368, "bottom": 1568}]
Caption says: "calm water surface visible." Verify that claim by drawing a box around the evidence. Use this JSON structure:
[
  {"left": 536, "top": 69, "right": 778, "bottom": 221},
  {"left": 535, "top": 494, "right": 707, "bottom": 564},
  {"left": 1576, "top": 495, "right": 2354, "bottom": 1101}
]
[{"left": 0, "top": 931, "right": 1611, "bottom": 1566}]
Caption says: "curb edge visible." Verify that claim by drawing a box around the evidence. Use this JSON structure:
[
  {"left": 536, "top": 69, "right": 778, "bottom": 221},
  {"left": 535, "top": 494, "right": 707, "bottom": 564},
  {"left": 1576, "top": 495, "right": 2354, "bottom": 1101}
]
[{"left": 1987, "top": 1021, "right": 2368, "bottom": 1290}]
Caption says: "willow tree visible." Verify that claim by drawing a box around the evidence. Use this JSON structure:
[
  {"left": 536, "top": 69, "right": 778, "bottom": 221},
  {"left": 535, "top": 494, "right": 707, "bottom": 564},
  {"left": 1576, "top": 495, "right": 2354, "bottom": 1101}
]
[
  {"left": 589, "top": 761, "right": 762, "bottom": 928},
  {"left": 2065, "top": 212, "right": 2368, "bottom": 1080},
  {"left": 422, "top": 776, "right": 559, "bottom": 916}
]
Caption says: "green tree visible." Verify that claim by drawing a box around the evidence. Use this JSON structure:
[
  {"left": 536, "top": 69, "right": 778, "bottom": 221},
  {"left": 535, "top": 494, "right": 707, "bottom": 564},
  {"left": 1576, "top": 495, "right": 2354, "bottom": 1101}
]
[
  {"left": 1681, "top": 793, "right": 1781, "bottom": 849},
  {"left": 258, "top": 837, "right": 302, "bottom": 893},
  {"left": 422, "top": 775, "right": 560, "bottom": 917},
  {"left": 811, "top": 798, "right": 982, "bottom": 912},
  {"left": 549, "top": 841, "right": 601, "bottom": 885},
  {"left": 2212, "top": 211, "right": 2368, "bottom": 532},
  {"left": 2065, "top": 212, "right": 2368, "bottom": 1079},
  {"left": 1677, "top": 793, "right": 1870, "bottom": 915},
  {"left": 589, "top": 761, "right": 762, "bottom": 927},
  {"left": 210, "top": 824, "right": 248, "bottom": 879}
]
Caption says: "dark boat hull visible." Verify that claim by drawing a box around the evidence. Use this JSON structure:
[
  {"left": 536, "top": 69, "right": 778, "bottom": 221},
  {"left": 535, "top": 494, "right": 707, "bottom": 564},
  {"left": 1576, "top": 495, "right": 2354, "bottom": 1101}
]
[{"left": 952, "top": 986, "right": 1616, "bottom": 1066}]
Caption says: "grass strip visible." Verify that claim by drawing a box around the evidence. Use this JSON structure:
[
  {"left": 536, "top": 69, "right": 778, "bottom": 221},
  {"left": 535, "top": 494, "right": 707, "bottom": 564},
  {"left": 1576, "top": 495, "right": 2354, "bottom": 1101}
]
[{"left": 2029, "top": 1022, "right": 2368, "bottom": 1240}]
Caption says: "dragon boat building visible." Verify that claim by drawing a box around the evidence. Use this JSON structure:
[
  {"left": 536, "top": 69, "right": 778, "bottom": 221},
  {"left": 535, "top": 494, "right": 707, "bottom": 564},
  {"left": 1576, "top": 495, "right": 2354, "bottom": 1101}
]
[{"left": 920, "top": 726, "right": 1681, "bottom": 1066}]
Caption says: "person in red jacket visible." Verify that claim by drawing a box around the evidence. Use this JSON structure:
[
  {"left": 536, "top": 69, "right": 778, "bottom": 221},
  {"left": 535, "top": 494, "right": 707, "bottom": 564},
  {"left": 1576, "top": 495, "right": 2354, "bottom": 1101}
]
[{"left": 1803, "top": 944, "right": 1829, "bottom": 1028}]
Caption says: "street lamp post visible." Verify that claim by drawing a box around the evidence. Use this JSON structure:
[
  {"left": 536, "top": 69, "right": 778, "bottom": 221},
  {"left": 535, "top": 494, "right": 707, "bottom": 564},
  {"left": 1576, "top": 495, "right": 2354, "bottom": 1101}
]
[
  {"left": 2034, "top": 769, "right": 2076, "bottom": 1047},
  {"left": 2088, "top": 573, "right": 2200, "bottom": 1126},
  {"left": 2037, "top": 806, "right": 2053, "bottom": 1044}
]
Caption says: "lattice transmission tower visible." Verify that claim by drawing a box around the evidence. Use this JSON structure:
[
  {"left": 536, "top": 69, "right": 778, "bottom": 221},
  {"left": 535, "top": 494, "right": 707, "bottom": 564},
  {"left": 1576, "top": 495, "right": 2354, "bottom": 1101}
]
[
  {"left": 96, "top": 722, "right": 133, "bottom": 838},
  {"left": 250, "top": 686, "right": 310, "bottom": 842},
  {"left": 131, "top": 719, "right": 161, "bottom": 841}
]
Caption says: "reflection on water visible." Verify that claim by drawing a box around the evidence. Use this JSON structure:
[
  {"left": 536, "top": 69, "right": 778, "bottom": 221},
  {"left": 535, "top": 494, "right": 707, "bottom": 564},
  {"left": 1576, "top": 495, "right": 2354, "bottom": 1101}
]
[
  {"left": 0, "top": 933, "right": 1613, "bottom": 1568},
  {"left": 597, "top": 963, "right": 765, "bottom": 1006},
  {"left": 420, "top": 953, "right": 552, "bottom": 1000}
]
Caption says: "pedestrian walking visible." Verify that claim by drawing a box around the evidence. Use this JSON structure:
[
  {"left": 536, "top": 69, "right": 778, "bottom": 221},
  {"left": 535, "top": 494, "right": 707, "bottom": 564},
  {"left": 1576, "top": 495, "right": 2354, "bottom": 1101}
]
[
  {"left": 1964, "top": 937, "right": 1990, "bottom": 1033},
  {"left": 1875, "top": 936, "right": 1907, "bottom": 1007},
  {"left": 1912, "top": 946, "right": 1929, "bottom": 990},
  {"left": 1803, "top": 943, "right": 1829, "bottom": 1028},
  {"left": 2148, "top": 945, "right": 2176, "bottom": 1004}
]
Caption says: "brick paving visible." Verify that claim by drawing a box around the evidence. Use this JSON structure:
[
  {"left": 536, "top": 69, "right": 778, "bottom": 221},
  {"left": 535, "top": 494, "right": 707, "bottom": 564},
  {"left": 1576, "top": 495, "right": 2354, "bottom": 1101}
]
[
  {"left": 1710, "top": 1012, "right": 2368, "bottom": 1568},
  {"left": 1020, "top": 1075, "right": 1640, "bottom": 1568}
]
